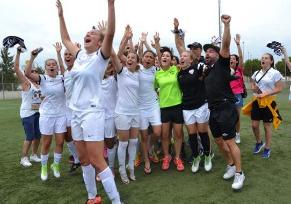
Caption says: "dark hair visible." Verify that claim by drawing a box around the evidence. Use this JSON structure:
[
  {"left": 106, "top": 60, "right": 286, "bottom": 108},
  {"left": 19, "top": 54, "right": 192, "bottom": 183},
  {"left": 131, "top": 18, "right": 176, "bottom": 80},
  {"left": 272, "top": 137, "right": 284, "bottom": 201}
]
[
  {"left": 143, "top": 50, "right": 156, "bottom": 58},
  {"left": 230, "top": 54, "right": 239, "bottom": 67},
  {"left": 265, "top": 53, "right": 275, "bottom": 67},
  {"left": 173, "top": 56, "right": 179, "bottom": 64},
  {"left": 160, "top": 46, "right": 173, "bottom": 59}
]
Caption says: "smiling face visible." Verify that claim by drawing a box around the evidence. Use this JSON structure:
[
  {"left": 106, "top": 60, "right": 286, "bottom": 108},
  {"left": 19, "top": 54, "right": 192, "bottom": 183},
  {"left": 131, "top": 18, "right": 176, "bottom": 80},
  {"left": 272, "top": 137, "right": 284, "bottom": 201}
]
[
  {"left": 179, "top": 51, "right": 193, "bottom": 69},
  {"left": 45, "top": 59, "right": 58, "bottom": 77},
  {"left": 260, "top": 53, "right": 274, "bottom": 69},
  {"left": 142, "top": 51, "right": 155, "bottom": 68},
  {"left": 84, "top": 29, "right": 103, "bottom": 53},
  {"left": 230, "top": 55, "right": 239, "bottom": 68},
  {"left": 64, "top": 50, "right": 75, "bottom": 70},
  {"left": 161, "top": 51, "right": 172, "bottom": 69},
  {"left": 205, "top": 48, "right": 219, "bottom": 65},
  {"left": 126, "top": 52, "right": 139, "bottom": 71}
]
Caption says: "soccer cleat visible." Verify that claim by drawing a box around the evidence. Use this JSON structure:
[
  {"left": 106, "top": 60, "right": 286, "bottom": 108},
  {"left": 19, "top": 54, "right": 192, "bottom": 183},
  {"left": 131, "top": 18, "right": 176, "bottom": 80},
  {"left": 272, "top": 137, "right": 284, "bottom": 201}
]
[
  {"left": 119, "top": 173, "right": 130, "bottom": 184},
  {"left": 30, "top": 154, "right": 41, "bottom": 162},
  {"left": 86, "top": 195, "right": 102, "bottom": 204},
  {"left": 253, "top": 142, "right": 265, "bottom": 154},
  {"left": 134, "top": 153, "right": 142, "bottom": 167},
  {"left": 223, "top": 165, "right": 236, "bottom": 180},
  {"left": 161, "top": 155, "right": 172, "bottom": 171},
  {"left": 41, "top": 164, "right": 48, "bottom": 181},
  {"left": 191, "top": 156, "right": 201, "bottom": 173},
  {"left": 69, "top": 162, "right": 81, "bottom": 173},
  {"left": 232, "top": 172, "right": 245, "bottom": 190},
  {"left": 174, "top": 158, "right": 184, "bottom": 172},
  {"left": 149, "top": 151, "right": 159, "bottom": 163},
  {"left": 204, "top": 155, "right": 213, "bottom": 172},
  {"left": 262, "top": 148, "right": 271, "bottom": 158},
  {"left": 50, "top": 163, "right": 60, "bottom": 178},
  {"left": 20, "top": 157, "right": 32, "bottom": 167},
  {"left": 235, "top": 133, "right": 241, "bottom": 144},
  {"left": 128, "top": 169, "right": 136, "bottom": 181}
]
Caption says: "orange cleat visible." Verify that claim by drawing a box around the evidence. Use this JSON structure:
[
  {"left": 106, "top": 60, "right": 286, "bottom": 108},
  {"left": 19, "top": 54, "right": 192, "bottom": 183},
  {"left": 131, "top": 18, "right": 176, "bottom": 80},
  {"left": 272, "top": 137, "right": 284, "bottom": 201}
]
[
  {"left": 174, "top": 158, "right": 184, "bottom": 172},
  {"left": 86, "top": 195, "right": 102, "bottom": 204},
  {"left": 161, "top": 155, "right": 172, "bottom": 170}
]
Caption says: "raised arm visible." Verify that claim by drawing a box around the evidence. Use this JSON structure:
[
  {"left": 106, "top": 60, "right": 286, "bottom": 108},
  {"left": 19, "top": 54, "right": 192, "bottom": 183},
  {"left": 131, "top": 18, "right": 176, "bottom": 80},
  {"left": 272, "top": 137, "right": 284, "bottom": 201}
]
[
  {"left": 117, "top": 26, "right": 132, "bottom": 64},
  {"left": 101, "top": 0, "right": 115, "bottom": 58},
  {"left": 13, "top": 47, "right": 27, "bottom": 84},
  {"left": 282, "top": 46, "right": 291, "bottom": 71},
  {"left": 56, "top": 0, "right": 79, "bottom": 57},
  {"left": 234, "top": 34, "right": 243, "bottom": 67},
  {"left": 153, "top": 32, "right": 161, "bottom": 63},
  {"left": 219, "top": 15, "right": 231, "bottom": 58},
  {"left": 111, "top": 47, "right": 122, "bottom": 73},
  {"left": 173, "top": 18, "right": 186, "bottom": 56},
  {"left": 53, "top": 42, "right": 65, "bottom": 75},
  {"left": 138, "top": 32, "right": 148, "bottom": 57},
  {"left": 25, "top": 49, "right": 41, "bottom": 83}
]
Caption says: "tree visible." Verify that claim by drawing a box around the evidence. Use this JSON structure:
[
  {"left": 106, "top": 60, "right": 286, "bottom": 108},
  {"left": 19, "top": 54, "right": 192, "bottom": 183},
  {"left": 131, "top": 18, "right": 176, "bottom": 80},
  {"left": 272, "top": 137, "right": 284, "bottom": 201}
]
[
  {"left": 275, "top": 57, "right": 291, "bottom": 77},
  {"left": 243, "top": 59, "right": 261, "bottom": 77},
  {"left": 0, "top": 48, "right": 17, "bottom": 86}
]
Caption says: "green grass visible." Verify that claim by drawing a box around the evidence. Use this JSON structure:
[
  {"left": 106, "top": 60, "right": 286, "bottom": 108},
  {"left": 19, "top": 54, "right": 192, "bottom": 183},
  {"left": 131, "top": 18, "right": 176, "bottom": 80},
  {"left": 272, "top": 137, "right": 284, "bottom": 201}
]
[{"left": 0, "top": 89, "right": 290, "bottom": 204}]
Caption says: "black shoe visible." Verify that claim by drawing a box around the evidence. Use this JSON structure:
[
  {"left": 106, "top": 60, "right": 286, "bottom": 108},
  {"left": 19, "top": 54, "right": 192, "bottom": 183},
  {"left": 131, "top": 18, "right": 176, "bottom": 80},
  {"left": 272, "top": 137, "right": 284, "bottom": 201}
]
[{"left": 69, "top": 162, "right": 80, "bottom": 173}]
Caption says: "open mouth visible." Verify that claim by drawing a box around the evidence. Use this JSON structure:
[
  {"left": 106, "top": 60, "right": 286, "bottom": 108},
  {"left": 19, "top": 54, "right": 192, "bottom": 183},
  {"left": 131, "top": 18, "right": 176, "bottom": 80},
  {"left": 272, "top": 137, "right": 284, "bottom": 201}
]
[
  {"left": 85, "top": 38, "right": 91, "bottom": 44},
  {"left": 50, "top": 69, "right": 55, "bottom": 72}
]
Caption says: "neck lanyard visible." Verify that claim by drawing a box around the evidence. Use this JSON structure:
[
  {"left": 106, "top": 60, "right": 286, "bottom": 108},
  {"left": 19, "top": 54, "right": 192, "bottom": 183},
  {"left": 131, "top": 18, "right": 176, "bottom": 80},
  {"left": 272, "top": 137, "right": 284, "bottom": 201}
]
[{"left": 254, "top": 68, "right": 271, "bottom": 84}]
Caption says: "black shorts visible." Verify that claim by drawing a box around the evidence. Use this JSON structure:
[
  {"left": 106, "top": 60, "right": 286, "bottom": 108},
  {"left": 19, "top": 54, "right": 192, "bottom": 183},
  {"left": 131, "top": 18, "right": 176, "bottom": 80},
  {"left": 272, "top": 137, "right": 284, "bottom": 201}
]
[
  {"left": 209, "top": 101, "right": 238, "bottom": 140},
  {"left": 251, "top": 100, "right": 277, "bottom": 123},
  {"left": 160, "top": 104, "right": 184, "bottom": 124}
]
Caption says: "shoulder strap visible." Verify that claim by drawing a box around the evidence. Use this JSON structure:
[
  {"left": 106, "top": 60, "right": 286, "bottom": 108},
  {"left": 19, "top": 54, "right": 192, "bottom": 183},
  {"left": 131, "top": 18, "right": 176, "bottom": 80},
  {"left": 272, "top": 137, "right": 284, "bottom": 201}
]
[{"left": 255, "top": 68, "right": 271, "bottom": 84}]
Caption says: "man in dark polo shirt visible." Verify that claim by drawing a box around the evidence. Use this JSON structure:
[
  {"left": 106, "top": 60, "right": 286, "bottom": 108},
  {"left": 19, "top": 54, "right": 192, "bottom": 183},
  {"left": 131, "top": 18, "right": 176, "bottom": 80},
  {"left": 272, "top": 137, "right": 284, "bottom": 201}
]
[{"left": 203, "top": 15, "right": 245, "bottom": 190}]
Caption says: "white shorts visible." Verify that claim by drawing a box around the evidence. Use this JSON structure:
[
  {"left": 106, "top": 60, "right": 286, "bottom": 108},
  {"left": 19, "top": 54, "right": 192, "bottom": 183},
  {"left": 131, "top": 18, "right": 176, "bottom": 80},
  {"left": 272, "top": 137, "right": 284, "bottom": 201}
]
[
  {"left": 115, "top": 114, "right": 139, "bottom": 130},
  {"left": 139, "top": 107, "right": 162, "bottom": 130},
  {"left": 71, "top": 111, "right": 105, "bottom": 142},
  {"left": 66, "top": 107, "right": 72, "bottom": 127},
  {"left": 105, "top": 117, "right": 116, "bottom": 139},
  {"left": 39, "top": 115, "right": 67, "bottom": 135},
  {"left": 183, "top": 103, "right": 210, "bottom": 125}
]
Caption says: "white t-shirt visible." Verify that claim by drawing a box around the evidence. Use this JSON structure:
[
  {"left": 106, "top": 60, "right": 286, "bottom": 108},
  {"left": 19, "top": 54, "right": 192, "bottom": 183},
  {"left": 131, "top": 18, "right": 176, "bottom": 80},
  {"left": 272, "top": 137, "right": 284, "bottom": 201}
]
[
  {"left": 64, "top": 69, "right": 73, "bottom": 107},
  {"left": 115, "top": 67, "right": 139, "bottom": 115},
  {"left": 101, "top": 75, "right": 117, "bottom": 119},
  {"left": 69, "top": 49, "right": 108, "bottom": 112},
  {"left": 138, "top": 65, "right": 159, "bottom": 110},
  {"left": 251, "top": 68, "right": 283, "bottom": 94},
  {"left": 20, "top": 83, "right": 42, "bottom": 118},
  {"left": 39, "top": 74, "right": 66, "bottom": 117}
]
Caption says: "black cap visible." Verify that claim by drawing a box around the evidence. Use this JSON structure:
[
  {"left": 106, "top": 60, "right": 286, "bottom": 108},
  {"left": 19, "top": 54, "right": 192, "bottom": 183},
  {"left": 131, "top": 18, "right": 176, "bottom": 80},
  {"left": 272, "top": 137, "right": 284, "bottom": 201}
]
[
  {"left": 203, "top": 44, "right": 220, "bottom": 53},
  {"left": 187, "top": 42, "right": 202, "bottom": 49},
  {"left": 3, "top": 36, "right": 27, "bottom": 51}
]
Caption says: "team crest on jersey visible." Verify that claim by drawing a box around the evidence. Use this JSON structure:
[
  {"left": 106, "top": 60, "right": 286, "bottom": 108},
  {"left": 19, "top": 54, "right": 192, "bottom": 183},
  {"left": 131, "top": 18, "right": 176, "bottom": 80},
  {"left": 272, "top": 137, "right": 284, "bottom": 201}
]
[{"left": 189, "top": 69, "right": 194, "bottom": 75}]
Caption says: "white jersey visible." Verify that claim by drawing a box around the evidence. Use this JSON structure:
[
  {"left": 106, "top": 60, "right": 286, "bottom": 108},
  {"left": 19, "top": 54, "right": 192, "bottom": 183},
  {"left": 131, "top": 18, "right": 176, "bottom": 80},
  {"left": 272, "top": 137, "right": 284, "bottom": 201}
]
[
  {"left": 39, "top": 74, "right": 66, "bottom": 117},
  {"left": 101, "top": 75, "right": 117, "bottom": 119},
  {"left": 251, "top": 68, "right": 283, "bottom": 94},
  {"left": 64, "top": 69, "right": 73, "bottom": 107},
  {"left": 138, "top": 65, "right": 159, "bottom": 110},
  {"left": 20, "top": 83, "right": 42, "bottom": 118},
  {"left": 115, "top": 67, "right": 139, "bottom": 115},
  {"left": 69, "top": 50, "right": 108, "bottom": 112}
]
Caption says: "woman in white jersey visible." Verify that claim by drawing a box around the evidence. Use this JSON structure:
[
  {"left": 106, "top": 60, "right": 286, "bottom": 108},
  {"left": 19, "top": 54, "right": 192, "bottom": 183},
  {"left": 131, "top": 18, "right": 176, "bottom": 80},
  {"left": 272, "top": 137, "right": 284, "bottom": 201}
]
[
  {"left": 25, "top": 49, "right": 66, "bottom": 181},
  {"left": 54, "top": 42, "right": 80, "bottom": 172},
  {"left": 138, "top": 50, "right": 161, "bottom": 174},
  {"left": 14, "top": 47, "right": 42, "bottom": 167},
  {"left": 249, "top": 53, "right": 283, "bottom": 158},
  {"left": 112, "top": 30, "right": 140, "bottom": 184},
  {"left": 57, "top": 0, "right": 121, "bottom": 203}
]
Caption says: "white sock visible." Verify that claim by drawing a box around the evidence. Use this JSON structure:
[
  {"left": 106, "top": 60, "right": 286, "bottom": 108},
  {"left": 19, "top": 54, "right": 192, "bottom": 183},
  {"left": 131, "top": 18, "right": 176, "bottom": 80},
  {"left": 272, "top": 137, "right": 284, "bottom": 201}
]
[
  {"left": 118, "top": 141, "right": 128, "bottom": 175},
  {"left": 98, "top": 167, "right": 120, "bottom": 203},
  {"left": 41, "top": 154, "right": 49, "bottom": 166},
  {"left": 54, "top": 152, "right": 62, "bottom": 164},
  {"left": 67, "top": 141, "right": 80, "bottom": 163},
  {"left": 128, "top": 138, "right": 138, "bottom": 170},
  {"left": 81, "top": 165, "right": 97, "bottom": 199},
  {"left": 108, "top": 144, "right": 117, "bottom": 170}
]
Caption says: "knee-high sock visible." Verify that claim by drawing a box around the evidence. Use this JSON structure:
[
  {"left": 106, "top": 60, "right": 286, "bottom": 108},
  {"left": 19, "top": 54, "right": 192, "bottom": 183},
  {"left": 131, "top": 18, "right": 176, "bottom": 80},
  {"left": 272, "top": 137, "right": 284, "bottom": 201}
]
[
  {"left": 54, "top": 152, "right": 62, "bottom": 164},
  {"left": 188, "top": 134, "right": 199, "bottom": 158},
  {"left": 98, "top": 167, "right": 120, "bottom": 203},
  {"left": 81, "top": 164, "right": 97, "bottom": 199},
  {"left": 128, "top": 138, "right": 138, "bottom": 170},
  {"left": 118, "top": 141, "right": 128, "bottom": 175},
  {"left": 107, "top": 144, "right": 117, "bottom": 170},
  {"left": 199, "top": 132, "right": 210, "bottom": 156},
  {"left": 67, "top": 141, "right": 79, "bottom": 163},
  {"left": 41, "top": 154, "right": 49, "bottom": 166}
]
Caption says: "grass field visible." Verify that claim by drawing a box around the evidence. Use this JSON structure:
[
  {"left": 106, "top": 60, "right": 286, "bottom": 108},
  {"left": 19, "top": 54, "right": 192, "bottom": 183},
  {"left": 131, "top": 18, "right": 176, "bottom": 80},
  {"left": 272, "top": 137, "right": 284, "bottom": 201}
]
[{"left": 0, "top": 89, "right": 290, "bottom": 204}]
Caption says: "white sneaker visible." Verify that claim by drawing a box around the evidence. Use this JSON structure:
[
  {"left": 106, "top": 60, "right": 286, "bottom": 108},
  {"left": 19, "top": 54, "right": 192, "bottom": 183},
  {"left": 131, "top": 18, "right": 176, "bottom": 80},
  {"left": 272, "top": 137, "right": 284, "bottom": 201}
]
[
  {"left": 30, "top": 154, "right": 41, "bottom": 162},
  {"left": 20, "top": 157, "right": 32, "bottom": 167},
  {"left": 128, "top": 169, "right": 136, "bottom": 181},
  {"left": 232, "top": 172, "right": 245, "bottom": 190},
  {"left": 223, "top": 165, "right": 236, "bottom": 180},
  {"left": 235, "top": 133, "right": 241, "bottom": 144},
  {"left": 191, "top": 156, "right": 201, "bottom": 173}
]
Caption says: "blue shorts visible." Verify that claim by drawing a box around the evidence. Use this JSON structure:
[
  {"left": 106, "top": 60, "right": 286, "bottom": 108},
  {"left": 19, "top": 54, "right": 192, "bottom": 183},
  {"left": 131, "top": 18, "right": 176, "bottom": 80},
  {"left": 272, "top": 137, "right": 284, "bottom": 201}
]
[
  {"left": 235, "top": 94, "right": 243, "bottom": 108},
  {"left": 21, "top": 112, "right": 41, "bottom": 141}
]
